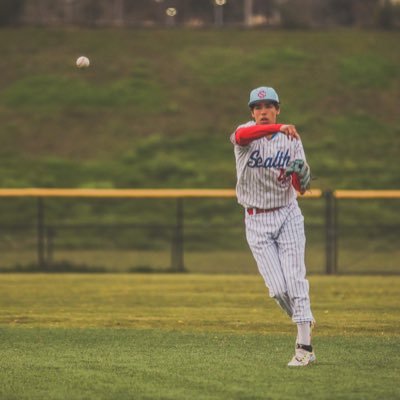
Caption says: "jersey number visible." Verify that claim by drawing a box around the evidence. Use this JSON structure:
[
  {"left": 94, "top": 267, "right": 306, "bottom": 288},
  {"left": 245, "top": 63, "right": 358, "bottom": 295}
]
[{"left": 277, "top": 168, "right": 291, "bottom": 185}]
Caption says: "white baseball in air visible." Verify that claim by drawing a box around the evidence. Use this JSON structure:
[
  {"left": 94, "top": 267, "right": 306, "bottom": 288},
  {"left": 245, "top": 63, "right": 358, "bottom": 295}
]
[
  {"left": 166, "top": 7, "right": 177, "bottom": 16},
  {"left": 76, "top": 56, "right": 90, "bottom": 68}
]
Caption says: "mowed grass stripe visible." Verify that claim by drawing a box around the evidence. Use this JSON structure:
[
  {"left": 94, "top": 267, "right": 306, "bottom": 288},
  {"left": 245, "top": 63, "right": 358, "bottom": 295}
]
[
  {"left": 0, "top": 275, "right": 399, "bottom": 399},
  {"left": 0, "top": 328, "right": 399, "bottom": 400},
  {"left": 0, "top": 274, "right": 399, "bottom": 336}
]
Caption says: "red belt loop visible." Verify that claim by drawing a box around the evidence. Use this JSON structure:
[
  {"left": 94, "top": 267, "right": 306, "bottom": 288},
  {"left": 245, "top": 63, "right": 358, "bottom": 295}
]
[{"left": 246, "top": 207, "right": 281, "bottom": 215}]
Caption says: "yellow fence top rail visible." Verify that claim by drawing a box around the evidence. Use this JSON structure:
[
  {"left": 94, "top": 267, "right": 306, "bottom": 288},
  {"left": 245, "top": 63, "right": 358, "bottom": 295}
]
[
  {"left": 334, "top": 190, "right": 400, "bottom": 199},
  {"left": 0, "top": 188, "right": 323, "bottom": 199},
  {"left": 0, "top": 188, "right": 398, "bottom": 199}
]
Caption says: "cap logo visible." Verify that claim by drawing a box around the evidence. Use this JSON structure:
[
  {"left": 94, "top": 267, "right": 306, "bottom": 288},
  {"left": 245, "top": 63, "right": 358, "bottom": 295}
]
[{"left": 257, "top": 90, "right": 267, "bottom": 99}]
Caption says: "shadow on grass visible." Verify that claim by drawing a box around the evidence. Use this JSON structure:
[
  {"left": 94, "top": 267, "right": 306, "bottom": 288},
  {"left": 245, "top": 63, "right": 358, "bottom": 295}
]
[
  {"left": 129, "top": 265, "right": 188, "bottom": 273},
  {"left": 0, "top": 261, "right": 188, "bottom": 274}
]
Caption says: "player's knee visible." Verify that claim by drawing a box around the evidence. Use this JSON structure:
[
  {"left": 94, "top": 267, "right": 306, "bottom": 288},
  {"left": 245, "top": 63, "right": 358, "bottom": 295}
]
[
  {"left": 273, "top": 291, "right": 286, "bottom": 303},
  {"left": 273, "top": 291, "right": 293, "bottom": 317},
  {"left": 271, "top": 290, "right": 287, "bottom": 300}
]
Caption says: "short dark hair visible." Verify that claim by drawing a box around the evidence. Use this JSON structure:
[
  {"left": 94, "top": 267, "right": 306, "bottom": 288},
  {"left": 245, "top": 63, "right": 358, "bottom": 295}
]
[{"left": 250, "top": 100, "right": 280, "bottom": 110}]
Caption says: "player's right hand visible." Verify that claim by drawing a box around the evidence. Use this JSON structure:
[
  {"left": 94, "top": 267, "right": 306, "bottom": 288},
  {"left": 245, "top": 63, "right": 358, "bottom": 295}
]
[{"left": 280, "top": 125, "right": 300, "bottom": 140}]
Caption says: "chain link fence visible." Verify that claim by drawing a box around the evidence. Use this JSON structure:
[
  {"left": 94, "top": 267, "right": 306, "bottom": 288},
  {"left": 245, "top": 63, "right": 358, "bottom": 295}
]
[{"left": 0, "top": 189, "right": 398, "bottom": 274}]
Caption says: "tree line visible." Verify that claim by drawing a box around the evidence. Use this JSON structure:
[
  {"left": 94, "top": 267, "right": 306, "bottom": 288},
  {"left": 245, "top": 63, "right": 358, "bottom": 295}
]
[{"left": 1, "top": 0, "right": 399, "bottom": 29}]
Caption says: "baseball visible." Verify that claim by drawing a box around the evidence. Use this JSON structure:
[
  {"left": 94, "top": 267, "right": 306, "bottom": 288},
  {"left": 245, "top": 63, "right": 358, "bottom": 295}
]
[{"left": 76, "top": 56, "right": 90, "bottom": 69}]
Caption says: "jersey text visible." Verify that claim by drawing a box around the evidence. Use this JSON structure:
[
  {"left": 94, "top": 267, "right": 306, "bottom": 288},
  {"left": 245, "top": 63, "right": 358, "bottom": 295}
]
[{"left": 247, "top": 150, "right": 290, "bottom": 169}]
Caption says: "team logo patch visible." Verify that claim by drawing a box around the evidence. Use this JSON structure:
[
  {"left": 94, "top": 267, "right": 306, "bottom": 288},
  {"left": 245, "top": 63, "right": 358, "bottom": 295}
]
[{"left": 257, "top": 90, "right": 267, "bottom": 99}]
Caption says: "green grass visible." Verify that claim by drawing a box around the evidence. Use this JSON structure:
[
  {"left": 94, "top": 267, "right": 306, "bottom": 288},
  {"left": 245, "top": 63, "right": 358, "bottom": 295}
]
[
  {"left": 0, "top": 243, "right": 398, "bottom": 275},
  {"left": 0, "top": 28, "right": 399, "bottom": 190},
  {"left": 0, "top": 274, "right": 399, "bottom": 399},
  {"left": 1, "top": 328, "right": 399, "bottom": 400}
]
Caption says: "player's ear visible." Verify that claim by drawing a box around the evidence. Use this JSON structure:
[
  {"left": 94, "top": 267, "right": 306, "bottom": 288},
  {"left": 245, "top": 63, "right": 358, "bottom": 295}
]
[{"left": 250, "top": 107, "right": 255, "bottom": 119}]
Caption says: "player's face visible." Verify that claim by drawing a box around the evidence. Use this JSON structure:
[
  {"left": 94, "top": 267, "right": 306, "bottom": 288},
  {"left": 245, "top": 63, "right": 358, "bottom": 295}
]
[{"left": 251, "top": 101, "right": 280, "bottom": 124}]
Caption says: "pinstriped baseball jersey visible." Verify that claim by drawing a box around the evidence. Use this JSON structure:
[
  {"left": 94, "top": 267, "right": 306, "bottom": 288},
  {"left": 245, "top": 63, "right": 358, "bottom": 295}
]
[
  {"left": 230, "top": 120, "right": 307, "bottom": 209},
  {"left": 230, "top": 119, "right": 314, "bottom": 325}
]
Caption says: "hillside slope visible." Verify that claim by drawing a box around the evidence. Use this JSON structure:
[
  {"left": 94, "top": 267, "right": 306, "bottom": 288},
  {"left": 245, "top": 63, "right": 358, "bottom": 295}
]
[{"left": 0, "top": 28, "right": 399, "bottom": 190}]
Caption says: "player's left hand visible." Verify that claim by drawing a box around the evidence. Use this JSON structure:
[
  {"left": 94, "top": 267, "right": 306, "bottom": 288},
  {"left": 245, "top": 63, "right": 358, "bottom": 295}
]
[
  {"left": 285, "top": 159, "right": 311, "bottom": 192},
  {"left": 280, "top": 124, "right": 300, "bottom": 140}
]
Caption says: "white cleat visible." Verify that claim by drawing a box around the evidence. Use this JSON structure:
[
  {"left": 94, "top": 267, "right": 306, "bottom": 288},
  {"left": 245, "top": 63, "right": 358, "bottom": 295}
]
[{"left": 287, "top": 348, "right": 316, "bottom": 367}]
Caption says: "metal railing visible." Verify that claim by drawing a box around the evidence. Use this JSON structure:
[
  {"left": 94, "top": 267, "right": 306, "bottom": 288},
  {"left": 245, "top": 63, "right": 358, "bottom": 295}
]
[{"left": 0, "top": 188, "right": 398, "bottom": 274}]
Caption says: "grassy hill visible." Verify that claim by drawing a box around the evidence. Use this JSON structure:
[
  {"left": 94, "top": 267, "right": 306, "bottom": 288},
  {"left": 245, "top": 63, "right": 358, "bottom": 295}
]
[
  {"left": 0, "top": 28, "right": 399, "bottom": 271},
  {"left": 0, "top": 28, "right": 399, "bottom": 190}
]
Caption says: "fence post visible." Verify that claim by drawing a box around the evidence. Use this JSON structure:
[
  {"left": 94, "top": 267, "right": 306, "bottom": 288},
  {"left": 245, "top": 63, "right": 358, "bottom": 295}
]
[
  {"left": 46, "top": 227, "right": 55, "bottom": 269},
  {"left": 324, "top": 190, "right": 337, "bottom": 274},
  {"left": 37, "top": 198, "right": 46, "bottom": 270},
  {"left": 171, "top": 198, "right": 185, "bottom": 272}
]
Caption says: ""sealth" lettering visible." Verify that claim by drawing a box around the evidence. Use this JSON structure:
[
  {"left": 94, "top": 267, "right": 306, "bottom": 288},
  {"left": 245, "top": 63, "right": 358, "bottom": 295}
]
[{"left": 247, "top": 149, "right": 290, "bottom": 169}]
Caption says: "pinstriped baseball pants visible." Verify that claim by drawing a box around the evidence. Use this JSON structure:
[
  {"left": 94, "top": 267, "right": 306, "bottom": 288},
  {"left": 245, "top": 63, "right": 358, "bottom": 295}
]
[{"left": 245, "top": 201, "right": 314, "bottom": 324}]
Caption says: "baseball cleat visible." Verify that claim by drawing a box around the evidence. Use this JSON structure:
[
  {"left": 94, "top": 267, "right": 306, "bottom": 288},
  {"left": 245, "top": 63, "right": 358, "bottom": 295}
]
[{"left": 287, "top": 348, "right": 316, "bottom": 367}]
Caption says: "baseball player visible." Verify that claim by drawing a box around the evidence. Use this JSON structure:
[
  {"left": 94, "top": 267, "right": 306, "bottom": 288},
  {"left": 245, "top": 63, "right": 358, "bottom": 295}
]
[{"left": 230, "top": 86, "right": 315, "bottom": 367}]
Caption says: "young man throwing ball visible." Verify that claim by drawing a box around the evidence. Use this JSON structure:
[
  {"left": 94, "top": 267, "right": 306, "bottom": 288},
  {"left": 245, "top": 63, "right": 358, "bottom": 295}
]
[{"left": 230, "top": 86, "right": 315, "bottom": 367}]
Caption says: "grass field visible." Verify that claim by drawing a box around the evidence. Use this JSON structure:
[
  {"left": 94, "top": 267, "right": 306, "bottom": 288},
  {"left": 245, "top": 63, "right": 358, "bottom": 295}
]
[{"left": 1, "top": 274, "right": 399, "bottom": 399}]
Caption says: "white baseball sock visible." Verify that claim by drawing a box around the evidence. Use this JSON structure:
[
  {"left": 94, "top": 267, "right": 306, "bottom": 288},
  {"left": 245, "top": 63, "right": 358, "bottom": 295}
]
[{"left": 297, "top": 322, "right": 311, "bottom": 346}]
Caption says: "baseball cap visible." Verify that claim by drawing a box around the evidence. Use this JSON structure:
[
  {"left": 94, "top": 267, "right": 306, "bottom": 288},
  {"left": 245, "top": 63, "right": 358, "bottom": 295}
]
[{"left": 248, "top": 86, "right": 280, "bottom": 107}]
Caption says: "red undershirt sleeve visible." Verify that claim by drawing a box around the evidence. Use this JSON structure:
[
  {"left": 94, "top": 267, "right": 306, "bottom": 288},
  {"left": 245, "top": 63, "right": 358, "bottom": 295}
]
[
  {"left": 291, "top": 173, "right": 302, "bottom": 192},
  {"left": 235, "top": 124, "right": 284, "bottom": 146}
]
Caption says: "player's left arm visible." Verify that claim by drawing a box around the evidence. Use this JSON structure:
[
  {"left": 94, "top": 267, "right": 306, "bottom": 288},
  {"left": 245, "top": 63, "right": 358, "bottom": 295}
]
[{"left": 285, "top": 139, "right": 311, "bottom": 195}]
